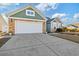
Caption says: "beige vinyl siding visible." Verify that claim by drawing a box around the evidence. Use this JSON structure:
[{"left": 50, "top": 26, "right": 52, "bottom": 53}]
[
  {"left": 0, "top": 20, "right": 2, "bottom": 32},
  {"left": 0, "top": 15, "right": 3, "bottom": 32}
]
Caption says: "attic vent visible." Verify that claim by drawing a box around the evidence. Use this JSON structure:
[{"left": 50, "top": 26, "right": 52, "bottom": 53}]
[{"left": 26, "top": 10, "right": 35, "bottom": 16}]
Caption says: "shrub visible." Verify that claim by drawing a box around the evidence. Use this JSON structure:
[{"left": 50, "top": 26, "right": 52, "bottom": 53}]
[
  {"left": 70, "top": 29, "right": 77, "bottom": 32},
  {"left": 56, "top": 28, "right": 63, "bottom": 32},
  {"left": 62, "top": 27, "right": 67, "bottom": 32}
]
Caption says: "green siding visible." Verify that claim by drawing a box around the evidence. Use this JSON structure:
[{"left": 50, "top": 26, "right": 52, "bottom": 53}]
[{"left": 11, "top": 7, "right": 44, "bottom": 20}]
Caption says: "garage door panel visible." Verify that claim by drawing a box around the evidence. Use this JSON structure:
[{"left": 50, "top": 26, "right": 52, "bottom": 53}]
[{"left": 15, "top": 20, "right": 43, "bottom": 34}]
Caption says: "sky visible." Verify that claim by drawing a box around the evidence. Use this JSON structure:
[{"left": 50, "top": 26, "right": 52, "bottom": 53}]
[{"left": 0, "top": 3, "right": 79, "bottom": 25}]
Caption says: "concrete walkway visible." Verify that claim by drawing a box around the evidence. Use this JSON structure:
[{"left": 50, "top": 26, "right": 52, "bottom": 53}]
[{"left": 0, "top": 33, "right": 79, "bottom": 56}]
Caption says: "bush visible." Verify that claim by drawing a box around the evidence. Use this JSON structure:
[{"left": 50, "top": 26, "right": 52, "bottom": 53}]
[
  {"left": 75, "top": 28, "right": 79, "bottom": 32},
  {"left": 62, "top": 27, "right": 67, "bottom": 32},
  {"left": 70, "top": 29, "right": 77, "bottom": 32},
  {"left": 56, "top": 28, "right": 63, "bottom": 32}
]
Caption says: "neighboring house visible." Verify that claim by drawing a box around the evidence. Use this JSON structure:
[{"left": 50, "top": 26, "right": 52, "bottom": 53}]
[
  {"left": 66, "top": 25, "right": 76, "bottom": 29},
  {"left": 46, "top": 17, "right": 62, "bottom": 33},
  {"left": 66, "top": 24, "right": 79, "bottom": 32},
  {"left": 73, "top": 22, "right": 79, "bottom": 28},
  {"left": 65, "top": 23, "right": 79, "bottom": 32},
  {"left": 0, "top": 14, "right": 8, "bottom": 33},
  {"left": 65, "top": 25, "right": 78, "bottom": 32},
  {"left": 66, "top": 23, "right": 79, "bottom": 30},
  {"left": 7, "top": 6, "right": 46, "bottom": 34}
]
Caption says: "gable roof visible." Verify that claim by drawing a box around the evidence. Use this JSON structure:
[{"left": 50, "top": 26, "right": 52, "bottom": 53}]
[
  {"left": 46, "top": 17, "right": 55, "bottom": 23},
  {"left": 52, "top": 17, "right": 62, "bottom": 23},
  {"left": 46, "top": 17, "right": 62, "bottom": 23},
  {"left": 7, "top": 5, "right": 46, "bottom": 20}
]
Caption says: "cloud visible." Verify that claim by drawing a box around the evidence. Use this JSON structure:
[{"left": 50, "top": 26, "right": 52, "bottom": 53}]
[
  {"left": 0, "top": 3, "right": 12, "bottom": 6},
  {"left": 0, "top": 3, "right": 20, "bottom": 13},
  {"left": 62, "top": 13, "right": 79, "bottom": 24},
  {"left": 48, "top": 3, "right": 58, "bottom": 9},
  {"left": 35, "top": 3, "right": 58, "bottom": 12},
  {"left": 51, "top": 13, "right": 71, "bottom": 25},
  {"left": 0, "top": 3, "right": 20, "bottom": 6},
  {"left": 69, "top": 13, "right": 79, "bottom": 23},
  {"left": 0, "top": 3, "right": 20, "bottom": 9},
  {"left": 61, "top": 18, "right": 68, "bottom": 22},
  {"left": 73, "top": 13, "right": 79, "bottom": 19},
  {"left": 52, "top": 13, "right": 66, "bottom": 18}
]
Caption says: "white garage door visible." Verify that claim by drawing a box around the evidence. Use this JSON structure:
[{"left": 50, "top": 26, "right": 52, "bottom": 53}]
[{"left": 15, "top": 20, "right": 43, "bottom": 34}]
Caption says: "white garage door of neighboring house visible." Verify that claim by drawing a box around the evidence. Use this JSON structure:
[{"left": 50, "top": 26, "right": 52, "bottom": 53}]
[{"left": 15, "top": 20, "right": 43, "bottom": 34}]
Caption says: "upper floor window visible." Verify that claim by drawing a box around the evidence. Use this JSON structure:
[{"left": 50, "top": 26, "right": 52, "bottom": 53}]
[{"left": 26, "top": 10, "right": 35, "bottom": 16}]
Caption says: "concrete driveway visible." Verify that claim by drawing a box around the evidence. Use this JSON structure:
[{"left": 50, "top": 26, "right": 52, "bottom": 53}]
[{"left": 0, "top": 33, "right": 79, "bottom": 56}]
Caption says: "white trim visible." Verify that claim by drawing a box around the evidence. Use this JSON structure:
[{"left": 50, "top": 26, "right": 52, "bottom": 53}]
[
  {"left": 9, "top": 17, "right": 46, "bottom": 22},
  {"left": 26, "top": 10, "right": 35, "bottom": 16}
]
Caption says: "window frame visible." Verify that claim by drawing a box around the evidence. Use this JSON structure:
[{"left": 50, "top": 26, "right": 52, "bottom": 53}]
[{"left": 26, "top": 10, "right": 35, "bottom": 16}]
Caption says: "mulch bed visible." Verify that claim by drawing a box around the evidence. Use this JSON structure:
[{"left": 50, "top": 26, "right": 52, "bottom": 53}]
[{"left": 0, "top": 37, "right": 11, "bottom": 47}]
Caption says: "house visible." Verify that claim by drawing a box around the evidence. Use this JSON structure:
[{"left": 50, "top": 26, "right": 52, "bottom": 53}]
[
  {"left": 66, "top": 23, "right": 79, "bottom": 32},
  {"left": 46, "top": 17, "right": 62, "bottom": 33},
  {"left": 0, "top": 14, "right": 8, "bottom": 33},
  {"left": 67, "top": 25, "right": 77, "bottom": 29},
  {"left": 7, "top": 6, "right": 46, "bottom": 34},
  {"left": 66, "top": 22, "right": 79, "bottom": 29},
  {"left": 73, "top": 22, "right": 79, "bottom": 28}
]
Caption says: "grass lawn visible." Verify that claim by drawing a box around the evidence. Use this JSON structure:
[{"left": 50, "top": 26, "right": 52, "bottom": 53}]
[{"left": 0, "top": 37, "right": 11, "bottom": 47}]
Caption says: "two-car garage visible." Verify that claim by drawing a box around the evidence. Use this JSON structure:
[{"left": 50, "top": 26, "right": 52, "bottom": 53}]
[{"left": 15, "top": 20, "right": 43, "bottom": 34}]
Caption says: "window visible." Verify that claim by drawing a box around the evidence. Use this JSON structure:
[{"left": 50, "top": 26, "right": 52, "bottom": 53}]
[{"left": 26, "top": 10, "right": 35, "bottom": 16}]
